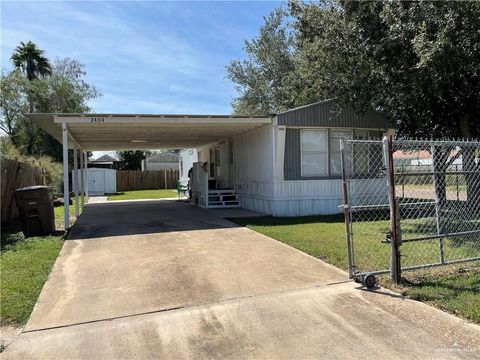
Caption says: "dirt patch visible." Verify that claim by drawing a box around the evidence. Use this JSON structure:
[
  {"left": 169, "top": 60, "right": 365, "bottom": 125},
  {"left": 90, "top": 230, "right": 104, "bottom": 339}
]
[{"left": 0, "top": 326, "right": 22, "bottom": 352}]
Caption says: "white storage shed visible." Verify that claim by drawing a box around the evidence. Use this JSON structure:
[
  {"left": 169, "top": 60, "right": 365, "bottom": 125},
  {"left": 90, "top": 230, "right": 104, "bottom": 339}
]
[{"left": 86, "top": 168, "right": 117, "bottom": 195}]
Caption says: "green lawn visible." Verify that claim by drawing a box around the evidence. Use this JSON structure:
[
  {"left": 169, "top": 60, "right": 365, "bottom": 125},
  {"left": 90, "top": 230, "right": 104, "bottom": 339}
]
[
  {"left": 232, "top": 215, "right": 480, "bottom": 324},
  {"left": 107, "top": 189, "right": 178, "bottom": 201},
  {"left": 54, "top": 204, "right": 75, "bottom": 221},
  {"left": 387, "top": 265, "right": 480, "bottom": 324},
  {"left": 54, "top": 204, "right": 77, "bottom": 229},
  {"left": 0, "top": 228, "right": 63, "bottom": 325}
]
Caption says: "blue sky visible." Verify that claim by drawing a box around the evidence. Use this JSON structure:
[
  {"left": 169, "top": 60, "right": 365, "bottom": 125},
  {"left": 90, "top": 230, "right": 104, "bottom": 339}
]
[{"left": 1, "top": 1, "right": 280, "bottom": 115}]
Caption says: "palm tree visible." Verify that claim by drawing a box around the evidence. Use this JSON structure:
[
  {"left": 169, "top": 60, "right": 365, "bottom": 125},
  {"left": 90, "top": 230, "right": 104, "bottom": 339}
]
[{"left": 11, "top": 41, "right": 52, "bottom": 81}]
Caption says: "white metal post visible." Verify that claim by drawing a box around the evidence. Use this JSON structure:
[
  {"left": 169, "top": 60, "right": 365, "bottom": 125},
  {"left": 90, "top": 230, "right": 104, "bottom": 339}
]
[
  {"left": 73, "top": 143, "right": 79, "bottom": 217},
  {"left": 84, "top": 152, "right": 89, "bottom": 200},
  {"left": 340, "top": 139, "right": 354, "bottom": 279},
  {"left": 62, "top": 123, "right": 70, "bottom": 230},
  {"left": 80, "top": 149, "right": 84, "bottom": 210}
]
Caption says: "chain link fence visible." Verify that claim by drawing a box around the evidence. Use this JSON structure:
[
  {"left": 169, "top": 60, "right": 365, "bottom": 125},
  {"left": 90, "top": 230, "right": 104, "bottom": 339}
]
[{"left": 341, "top": 137, "right": 480, "bottom": 285}]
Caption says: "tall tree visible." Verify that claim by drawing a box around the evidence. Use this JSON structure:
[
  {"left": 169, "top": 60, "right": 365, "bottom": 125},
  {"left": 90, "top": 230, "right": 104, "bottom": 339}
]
[
  {"left": 230, "top": 1, "right": 480, "bottom": 202},
  {"left": 11, "top": 41, "right": 52, "bottom": 81},
  {"left": 117, "top": 150, "right": 152, "bottom": 170},
  {"left": 291, "top": 0, "right": 480, "bottom": 139},
  {"left": 1, "top": 51, "right": 100, "bottom": 160},
  {"left": 226, "top": 8, "right": 297, "bottom": 115},
  {"left": 230, "top": 1, "right": 480, "bottom": 138},
  {"left": 293, "top": 1, "right": 480, "bottom": 202},
  {"left": 0, "top": 70, "right": 28, "bottom": 144}
]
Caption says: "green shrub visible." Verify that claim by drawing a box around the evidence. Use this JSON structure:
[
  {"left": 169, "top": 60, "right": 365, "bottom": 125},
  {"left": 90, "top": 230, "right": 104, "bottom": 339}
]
[{"left": 0, "top": 137, "right": 62, "bottom": 187}]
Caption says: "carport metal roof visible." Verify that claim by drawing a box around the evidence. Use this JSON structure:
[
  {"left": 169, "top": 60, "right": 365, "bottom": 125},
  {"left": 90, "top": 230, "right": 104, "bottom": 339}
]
[
  {"left": 26, "top": 112, "right": 271, "bottom": 231},
  {"left": 26, "top": 113, "right": 272, "bottom": 150}
]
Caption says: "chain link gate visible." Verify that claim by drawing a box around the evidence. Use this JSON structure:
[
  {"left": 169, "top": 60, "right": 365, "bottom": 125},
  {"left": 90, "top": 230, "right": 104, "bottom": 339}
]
[{"left": 341, "top": 137, "right": 480, "bottom": 287}]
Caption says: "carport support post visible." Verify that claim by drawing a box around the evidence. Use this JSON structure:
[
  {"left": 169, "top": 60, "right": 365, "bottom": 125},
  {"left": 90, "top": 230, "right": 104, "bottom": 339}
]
[
  {"left": 62, "top": 122, "right": 70, "bottom": 230},
  {"left": 84, "top": 152, "right": 88, "bottom": 200},
  {"left": 73, "top": 142, "right": 80, "bottom": 217},
  {"left": 80, "top": 148, "right": 84, "bottom": 209}
]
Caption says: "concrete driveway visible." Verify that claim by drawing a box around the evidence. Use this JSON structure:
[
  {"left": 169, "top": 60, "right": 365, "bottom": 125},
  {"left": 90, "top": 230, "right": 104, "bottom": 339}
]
[{"left": 3, "top": 200, "right": 480, "bottom": 359}]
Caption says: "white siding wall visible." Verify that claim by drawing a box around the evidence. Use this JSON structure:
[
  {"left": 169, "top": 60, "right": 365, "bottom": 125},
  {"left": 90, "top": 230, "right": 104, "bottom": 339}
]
[
  {"left": 270, "top": 178, "right": 388, "bottom": 217},
  {"left": 179, "top": 123, "right": 389, "bottom": 217},
  {"left": 179, "top": 149, "right": 198, "bottom": 178},
  {"left": 196, "top": 144, "right": 210, "bottom": 163},
  {"left": 193, "top": 141, "right": 231, "bottom": 188},
  {"left": 219, "top": 140, "right": 229, "bottom": 186},
  {"left": 232, "top": 122, "right": 388, "bottom": 217},
  {"left": 234, "top": 124, "right": 275, "bottom": 213}
]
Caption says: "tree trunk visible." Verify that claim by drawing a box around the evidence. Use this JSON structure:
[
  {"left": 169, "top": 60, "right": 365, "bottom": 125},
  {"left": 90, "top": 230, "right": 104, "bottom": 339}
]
[
  {"left": 431, "top": 145, "right": 447, "bottom": 206},
  {"left": 460, "top": 117, "right": 480, "bottom": 212}
]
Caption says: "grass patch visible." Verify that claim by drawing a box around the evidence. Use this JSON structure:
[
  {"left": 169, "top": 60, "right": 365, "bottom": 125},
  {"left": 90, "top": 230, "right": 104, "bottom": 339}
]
[
  {"left": 54, "top": 204, "right": 78, "bottom": 230},
  {"left": 54, "top": 204, "right": 75, "bottom": 222},
  {"left": 107, "top": 189, "right": 178, "bottom": 201},
  {"left": 232, "top": 215, "right": 480, "bottom": 324},
  {"left": 233, "top": 215, "right": 349, "bottom": 270},
  {"left": 0, "top": 227, "right": 63, "bottom": 325},
  {"left": 386, "top": 264, "right": 480, "bottom": 324}
]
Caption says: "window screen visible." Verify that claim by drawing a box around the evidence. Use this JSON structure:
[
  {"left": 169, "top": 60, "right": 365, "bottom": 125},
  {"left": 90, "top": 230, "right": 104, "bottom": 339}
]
[
  {"left": 330, "top": 130, "right": 352, "bottom": 175},
  {"left": 301, "top": 130, "right": 328, "bottom": 176}
]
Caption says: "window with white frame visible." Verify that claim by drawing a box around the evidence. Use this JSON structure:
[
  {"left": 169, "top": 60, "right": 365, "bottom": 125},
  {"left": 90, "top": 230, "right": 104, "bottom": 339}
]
[
  {"left": 301, "top": 129, "right": 328, "bottom": 176},
  {"left": 330, "top": 130, "right": 353, "bottom": 175}
]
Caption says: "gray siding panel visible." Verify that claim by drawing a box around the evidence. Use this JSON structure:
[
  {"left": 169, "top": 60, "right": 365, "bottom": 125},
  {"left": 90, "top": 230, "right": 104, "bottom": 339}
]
[
  {"left": 278, "top": 99, "right": 391, "bottom": 129},
  {"left": 284, "top": 128, "right": 301, "bottom": 180}
]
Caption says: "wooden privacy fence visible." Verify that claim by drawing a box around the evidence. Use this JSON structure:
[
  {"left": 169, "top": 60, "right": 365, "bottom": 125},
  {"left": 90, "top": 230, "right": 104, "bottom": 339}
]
[
  {"left": 116, "top": 170, "right": 179, "bottom": 191},
  {"left": 1, "top": 158, "right": 44, "bottom": 225}
]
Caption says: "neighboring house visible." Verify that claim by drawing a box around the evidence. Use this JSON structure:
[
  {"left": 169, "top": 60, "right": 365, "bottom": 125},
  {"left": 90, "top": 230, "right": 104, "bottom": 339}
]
[
  {"left": 88, "top": 154, "right": 119, "bottom": 169},
  {"left": 393, "top": 150, "right": 437, "bottom": 167},
  {"left": 142, "top": 152, "right": 179, "bottom": 171},
  {"left": 184, "top": 99, "right": 394, "bottom": 215},
  {"left": 394, "top": 150, "right": 470, "bottom": 170}
]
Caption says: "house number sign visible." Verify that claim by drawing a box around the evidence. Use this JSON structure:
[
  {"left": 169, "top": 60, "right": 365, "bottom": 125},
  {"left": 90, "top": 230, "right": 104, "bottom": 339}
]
[{"left": 90, "top": 117, "right": 105, "bottom": 123}]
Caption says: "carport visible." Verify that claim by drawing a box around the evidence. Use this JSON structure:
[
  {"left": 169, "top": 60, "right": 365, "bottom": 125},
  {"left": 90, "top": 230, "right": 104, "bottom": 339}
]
[{"left": 26, "top": 113, "right": 271, "bottom": 229}]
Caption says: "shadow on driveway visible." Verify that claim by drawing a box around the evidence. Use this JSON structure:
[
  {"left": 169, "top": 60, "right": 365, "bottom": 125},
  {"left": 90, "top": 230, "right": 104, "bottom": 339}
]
[{"left": 68, "top": 200, "right": 238, "bottom": 240}]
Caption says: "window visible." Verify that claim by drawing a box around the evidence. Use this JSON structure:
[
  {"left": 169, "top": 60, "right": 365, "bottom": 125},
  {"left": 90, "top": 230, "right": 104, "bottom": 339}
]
[
  {"left": 330, "top": 130, "right": 352, "bottom": 175},
  {"left": 301, "top": 130, "right": 328, "bottom": 176},
  {"left": 298, "top": 128, "right": 382, "bottom": 178},
  {"left": 353, "top": 130, "right": 369, "bottom": 174}
]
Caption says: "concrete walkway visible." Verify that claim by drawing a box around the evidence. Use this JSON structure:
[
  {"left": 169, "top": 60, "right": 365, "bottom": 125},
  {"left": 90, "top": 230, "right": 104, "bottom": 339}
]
[
  {"left": 3, "top": 201, "right": 480, "bottom": 359},
  {"left": 86, "top": 195, "right": 107, "bottom": 204}
]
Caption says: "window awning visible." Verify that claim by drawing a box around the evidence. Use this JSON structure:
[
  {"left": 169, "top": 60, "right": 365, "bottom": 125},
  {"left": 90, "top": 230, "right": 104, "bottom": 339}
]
[{"left": 26, "top": 113, "right": 272, "bottom": 150}]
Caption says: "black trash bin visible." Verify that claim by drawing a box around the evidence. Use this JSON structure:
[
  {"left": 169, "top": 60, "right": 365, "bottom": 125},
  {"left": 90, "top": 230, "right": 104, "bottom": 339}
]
[{"left": 13, "top": 186, "right": 55, "bottom": 237}]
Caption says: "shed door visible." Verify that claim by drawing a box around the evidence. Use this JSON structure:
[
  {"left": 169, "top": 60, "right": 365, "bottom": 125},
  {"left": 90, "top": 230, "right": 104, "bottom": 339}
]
[{"left": 88, "top": 171, "right": 105, "bottom": 195}]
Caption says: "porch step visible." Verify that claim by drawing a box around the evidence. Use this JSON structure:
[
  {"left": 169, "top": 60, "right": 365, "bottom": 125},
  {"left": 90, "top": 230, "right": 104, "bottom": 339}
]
[
  {"left": 207, "top": 189, "right": 240, "bottom": 208},
  {"left": 208, "top": 194, "right": 238, "bottom": 202},
  {"left": 208, "top": 188, "right": 235, "bottom": 195},
  {"left": 207, "top": 202, "right": 241, "bottom": 209}
]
